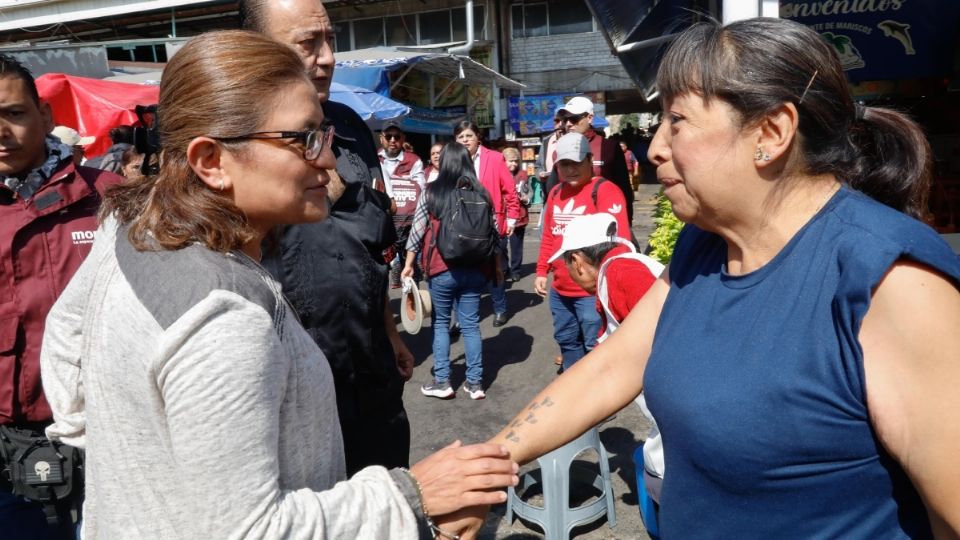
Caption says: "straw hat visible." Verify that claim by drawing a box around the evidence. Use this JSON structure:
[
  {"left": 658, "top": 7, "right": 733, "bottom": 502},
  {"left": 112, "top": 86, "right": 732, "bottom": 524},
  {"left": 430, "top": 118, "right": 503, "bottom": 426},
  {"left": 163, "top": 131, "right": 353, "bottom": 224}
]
[{"left": 400, "top": 277, "right": 432, "bottom": 334}]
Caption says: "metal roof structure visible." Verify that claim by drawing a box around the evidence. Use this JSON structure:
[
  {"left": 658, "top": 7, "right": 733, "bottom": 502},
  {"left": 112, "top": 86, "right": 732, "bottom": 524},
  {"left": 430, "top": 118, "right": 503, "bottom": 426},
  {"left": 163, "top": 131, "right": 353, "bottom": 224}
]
[{"left": 334, "top": 46, "right": 525, "bottom": 92}]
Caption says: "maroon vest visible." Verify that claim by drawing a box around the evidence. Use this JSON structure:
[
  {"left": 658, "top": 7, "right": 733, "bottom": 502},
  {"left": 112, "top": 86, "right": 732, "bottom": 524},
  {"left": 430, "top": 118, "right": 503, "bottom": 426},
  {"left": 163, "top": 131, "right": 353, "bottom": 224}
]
[{"left": 379, "top": 151, "right": 420, "bottom": 178}]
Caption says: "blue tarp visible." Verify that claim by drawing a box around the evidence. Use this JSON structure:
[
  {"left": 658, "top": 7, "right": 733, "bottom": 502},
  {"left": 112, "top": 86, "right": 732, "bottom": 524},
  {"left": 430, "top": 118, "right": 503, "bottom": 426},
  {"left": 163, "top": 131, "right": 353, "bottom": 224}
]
[{"left": 328, "top": 81, "right": 408, "bottom": 122}]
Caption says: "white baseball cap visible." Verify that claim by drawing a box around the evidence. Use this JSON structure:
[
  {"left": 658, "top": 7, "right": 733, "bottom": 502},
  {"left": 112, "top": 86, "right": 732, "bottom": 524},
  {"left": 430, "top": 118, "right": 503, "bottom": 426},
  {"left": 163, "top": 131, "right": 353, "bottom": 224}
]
[
  {"left": 51, "top": 126, "right": 95, "bottom": 146},
  {"left": 555, "top": 132, "right": 591, "bottom": 163},
  {"left": 558, "top": 96, "right": 594, "bottom": 117},
  {"left": 548, "top": 213, "right": 618, "bottom": 263}
]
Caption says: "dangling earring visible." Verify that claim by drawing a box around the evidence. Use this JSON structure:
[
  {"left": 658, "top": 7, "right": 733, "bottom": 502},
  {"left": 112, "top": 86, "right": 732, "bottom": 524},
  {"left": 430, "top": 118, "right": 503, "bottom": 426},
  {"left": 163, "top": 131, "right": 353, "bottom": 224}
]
[
  {"left": 754, "top": 145, "right": 771, "bottom": 162},
  {"left": 219, "top": 180, "right": 225, "bottom": 191}
]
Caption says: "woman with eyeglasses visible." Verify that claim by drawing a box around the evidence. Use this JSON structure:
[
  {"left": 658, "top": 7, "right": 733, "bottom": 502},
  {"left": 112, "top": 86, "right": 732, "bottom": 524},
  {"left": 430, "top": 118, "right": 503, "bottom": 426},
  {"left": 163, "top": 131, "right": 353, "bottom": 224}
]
[{"left": 39, "top": 31, "right": 517, "bottom": 539}]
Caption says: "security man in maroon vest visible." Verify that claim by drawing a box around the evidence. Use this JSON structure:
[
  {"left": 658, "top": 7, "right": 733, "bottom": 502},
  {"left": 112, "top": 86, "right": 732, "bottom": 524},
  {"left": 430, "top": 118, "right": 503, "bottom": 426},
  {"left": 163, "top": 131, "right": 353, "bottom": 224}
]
[
  {"left": 378, "top": 123, "right": 425, "bottom": 287},
  {"left": 0, "top": 53, "right": 122, "bottom": 539}
]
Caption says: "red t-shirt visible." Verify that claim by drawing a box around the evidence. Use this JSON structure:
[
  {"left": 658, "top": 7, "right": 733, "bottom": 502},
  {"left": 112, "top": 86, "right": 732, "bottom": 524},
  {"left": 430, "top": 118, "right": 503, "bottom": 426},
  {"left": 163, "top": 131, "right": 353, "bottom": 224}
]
[
  {"left": 536, "top": 177, "right": 630, "bottom": 297},
  {"left": 595, "top": 245, "right": 658, "bottom": 333}
]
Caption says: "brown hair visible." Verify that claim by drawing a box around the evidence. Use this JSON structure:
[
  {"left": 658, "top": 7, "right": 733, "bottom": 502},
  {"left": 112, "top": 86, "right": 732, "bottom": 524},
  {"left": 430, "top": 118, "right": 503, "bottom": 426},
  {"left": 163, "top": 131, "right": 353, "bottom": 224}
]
[
  {"left": 657, "top": 18, "right": 931, "bottom": 219},
  {"left": 101, "top": 30, "right": 310, "bottom": 251}
]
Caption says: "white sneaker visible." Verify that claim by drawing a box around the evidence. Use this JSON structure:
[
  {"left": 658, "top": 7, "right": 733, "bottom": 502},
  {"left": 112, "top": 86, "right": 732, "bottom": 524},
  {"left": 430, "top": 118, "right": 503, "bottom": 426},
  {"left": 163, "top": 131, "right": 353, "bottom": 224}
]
[
  {"left": 421, "top": 380, "right": 454, "bottom": 399},
  {"left": 462, "top": 381, "right": 486, "bottom": 400}
]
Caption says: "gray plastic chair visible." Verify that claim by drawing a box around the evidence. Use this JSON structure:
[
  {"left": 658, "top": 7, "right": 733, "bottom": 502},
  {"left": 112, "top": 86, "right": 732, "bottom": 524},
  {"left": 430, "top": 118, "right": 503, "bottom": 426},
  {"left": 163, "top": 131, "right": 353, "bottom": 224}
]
[{"left": 505, "top": 427, "right": 616, "bottom": 539}]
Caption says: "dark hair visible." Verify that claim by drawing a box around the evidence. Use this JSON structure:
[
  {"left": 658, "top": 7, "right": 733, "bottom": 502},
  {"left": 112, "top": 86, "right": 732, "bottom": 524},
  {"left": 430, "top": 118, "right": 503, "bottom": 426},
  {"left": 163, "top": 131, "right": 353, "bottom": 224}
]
[
  {"left": 453, "top": 120, "right": 482, "bottom": 141},
  {"left": 238, "top": 0, "right": 269, "bottom": 33},
  {"left": 100, "top": 30, "right": 310, "bottom": 252},
  {"left": 0, "top": 54, "right": 39, "bottom": 105},
  {"left": 109, "top": 125, "right": 135, "bottom": 145},
  {"left": 657, "top": 17, "right": 931, "bottom": 218},
  {"left": 426, "top": 142, "right": 493, "bottom": 218},
  {"left": 562, "top": 241, "right": 619, "bottom": 267}
]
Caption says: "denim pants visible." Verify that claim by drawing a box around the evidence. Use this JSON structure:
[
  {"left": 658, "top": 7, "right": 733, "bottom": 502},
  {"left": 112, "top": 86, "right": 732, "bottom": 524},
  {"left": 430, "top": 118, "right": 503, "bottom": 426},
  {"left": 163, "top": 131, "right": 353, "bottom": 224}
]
[
  {"left": 549, "top": 288, "right": 602, "bottom": 370},
  {"left": 429, "top": 268, "right": 485, "bottom": 384},
  {"left": 0, "top": 491, "right": 75, "bottom": 540},
  {"left": 507, "top": 226, "right": 526, "bottom": 276},
  {"left": 487, "top": 235, "right": 508, "bottom": 315}
]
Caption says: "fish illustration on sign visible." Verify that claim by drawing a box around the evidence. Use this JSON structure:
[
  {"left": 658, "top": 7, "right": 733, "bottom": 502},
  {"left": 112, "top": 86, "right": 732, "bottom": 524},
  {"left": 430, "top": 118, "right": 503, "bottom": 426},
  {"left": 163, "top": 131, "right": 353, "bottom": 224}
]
[
  {"left": 821, "top": 32, "right": 865, "bottom": 70},
  {"left": 877, "top": 20, "right": 916, "bottom": 55}
]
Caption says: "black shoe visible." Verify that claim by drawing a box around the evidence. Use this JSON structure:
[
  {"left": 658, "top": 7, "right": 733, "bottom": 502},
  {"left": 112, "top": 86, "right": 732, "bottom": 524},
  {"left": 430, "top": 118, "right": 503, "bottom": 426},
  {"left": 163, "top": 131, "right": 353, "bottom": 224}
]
[{"left": 492, "top": 313, "right": 508, "bottom": 327}]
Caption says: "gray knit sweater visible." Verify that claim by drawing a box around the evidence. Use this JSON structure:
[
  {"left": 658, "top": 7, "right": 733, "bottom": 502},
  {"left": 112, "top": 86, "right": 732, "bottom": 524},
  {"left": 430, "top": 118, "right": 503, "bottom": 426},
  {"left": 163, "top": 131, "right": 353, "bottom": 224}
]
[{"left": 40, "top": 219, "right": 423, "bottom": 539}]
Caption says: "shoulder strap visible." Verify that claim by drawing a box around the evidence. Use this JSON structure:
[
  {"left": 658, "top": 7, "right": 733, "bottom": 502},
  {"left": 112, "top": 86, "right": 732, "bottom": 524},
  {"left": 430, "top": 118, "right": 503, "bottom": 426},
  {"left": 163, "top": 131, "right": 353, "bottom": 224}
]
[
  {"left": 590, "top": 177, "right": 607, "bottom": 209},
  {"left": 548, "top": 183, "right": 563, "bottom": 201},
  {"left": 77, "top": 166, "right": 114, "bottom": 199}
]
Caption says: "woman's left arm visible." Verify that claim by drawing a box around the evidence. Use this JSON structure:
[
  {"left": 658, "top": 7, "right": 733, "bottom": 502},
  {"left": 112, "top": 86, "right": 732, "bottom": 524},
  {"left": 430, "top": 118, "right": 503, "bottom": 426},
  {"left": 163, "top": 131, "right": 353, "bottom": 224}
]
[{"left": 860, "top": 260, "right": 960, "bottom": 536}]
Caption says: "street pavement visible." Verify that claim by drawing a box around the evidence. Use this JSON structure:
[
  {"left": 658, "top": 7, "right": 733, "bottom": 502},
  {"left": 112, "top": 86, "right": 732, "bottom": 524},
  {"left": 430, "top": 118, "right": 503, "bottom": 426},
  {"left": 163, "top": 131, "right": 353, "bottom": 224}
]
[{"left": 388, "top": 185, "right": 662, "bottom": 540}]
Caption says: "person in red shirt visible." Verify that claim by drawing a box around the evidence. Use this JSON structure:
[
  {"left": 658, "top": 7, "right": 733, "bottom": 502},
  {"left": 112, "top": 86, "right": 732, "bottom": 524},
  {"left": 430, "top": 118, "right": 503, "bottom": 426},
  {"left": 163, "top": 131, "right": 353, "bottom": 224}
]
[
  {"left": 546, "top": 211, "right": 670, "bottom": 503},
  {"left": 558, "top": 96, "right": 634, "bottom": 224},
  {"left": 534, "top": 133, "right": 629, "bottom": 372},
  {"left": 620, "top": 140, "right": 640, "bottom": 191},
  {"left": 502, "top": 147, "right": 530, "bottom": 282}
]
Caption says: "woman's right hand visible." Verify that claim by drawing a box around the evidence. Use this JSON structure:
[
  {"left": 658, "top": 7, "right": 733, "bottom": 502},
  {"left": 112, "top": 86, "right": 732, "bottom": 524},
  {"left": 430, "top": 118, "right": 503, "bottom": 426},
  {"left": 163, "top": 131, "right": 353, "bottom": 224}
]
[
  {"left": 400, "top": 264, "right": 414, "bottom": 280},
  {"left": 409, "top": 440, "right": 518, "bottom": 517}
]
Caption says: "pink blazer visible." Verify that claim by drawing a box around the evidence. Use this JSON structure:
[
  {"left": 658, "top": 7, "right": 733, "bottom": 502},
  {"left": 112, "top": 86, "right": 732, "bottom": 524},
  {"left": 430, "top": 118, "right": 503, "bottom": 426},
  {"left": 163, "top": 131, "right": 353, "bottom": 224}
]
[{"left": 477, "top": 146, "right": 521, "bottom": 236}]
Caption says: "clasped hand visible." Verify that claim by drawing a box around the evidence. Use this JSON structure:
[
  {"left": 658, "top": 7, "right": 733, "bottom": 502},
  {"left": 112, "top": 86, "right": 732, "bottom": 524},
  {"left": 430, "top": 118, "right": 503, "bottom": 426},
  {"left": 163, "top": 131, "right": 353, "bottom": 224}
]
[{"left": 410, "top": 440, "right": 518, "bottom": 539}]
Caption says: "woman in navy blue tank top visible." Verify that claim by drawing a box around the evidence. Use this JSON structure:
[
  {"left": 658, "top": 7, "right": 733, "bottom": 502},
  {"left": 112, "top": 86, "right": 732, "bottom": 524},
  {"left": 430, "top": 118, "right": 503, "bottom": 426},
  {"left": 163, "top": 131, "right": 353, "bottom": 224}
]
[{"left": 437, "top": 17, "right": 960, "bottom": 539}]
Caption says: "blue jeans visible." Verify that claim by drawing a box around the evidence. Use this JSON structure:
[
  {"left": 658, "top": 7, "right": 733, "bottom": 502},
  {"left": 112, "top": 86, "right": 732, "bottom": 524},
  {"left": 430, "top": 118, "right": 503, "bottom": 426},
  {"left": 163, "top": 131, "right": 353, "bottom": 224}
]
[
  {"left": 429, "top": 268, "right": 485, "bottom": 384},
  {"left": 549, "top": 289, "right": 602, "bottom": 370}
]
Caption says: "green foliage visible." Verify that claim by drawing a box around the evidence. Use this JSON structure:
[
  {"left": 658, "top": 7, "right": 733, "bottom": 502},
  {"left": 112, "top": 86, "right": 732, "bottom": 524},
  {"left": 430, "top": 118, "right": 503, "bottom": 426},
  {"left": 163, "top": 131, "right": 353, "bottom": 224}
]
[{"left": 648, "top": 191, "right": 683, "bottom": 264}]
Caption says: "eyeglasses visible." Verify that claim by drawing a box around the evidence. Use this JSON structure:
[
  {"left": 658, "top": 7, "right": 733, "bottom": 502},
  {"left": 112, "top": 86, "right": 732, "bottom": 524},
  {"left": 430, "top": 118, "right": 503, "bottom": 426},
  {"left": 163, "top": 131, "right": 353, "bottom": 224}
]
[
  {"left": 214, "top": 120, "right": 334, "bottom": 161},
  {"left": 563, "top": 113, "right": 587, "bottom": 124},
  {"left": 383, "top": 132, "right": 403, "bottom": 142}
]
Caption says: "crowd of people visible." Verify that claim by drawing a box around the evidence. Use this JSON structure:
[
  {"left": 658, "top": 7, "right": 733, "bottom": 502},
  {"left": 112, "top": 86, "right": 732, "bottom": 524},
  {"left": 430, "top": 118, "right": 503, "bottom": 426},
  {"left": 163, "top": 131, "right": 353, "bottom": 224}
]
[{"left": 1, "top": 2, "right": 958, "bottom": 538}]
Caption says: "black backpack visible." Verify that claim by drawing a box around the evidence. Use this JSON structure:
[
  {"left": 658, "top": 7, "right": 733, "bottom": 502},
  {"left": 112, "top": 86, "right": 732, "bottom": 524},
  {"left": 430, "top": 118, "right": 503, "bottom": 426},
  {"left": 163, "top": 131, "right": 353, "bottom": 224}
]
[{"left": 429, "top": 180, "right": 500, "bottom": 267}]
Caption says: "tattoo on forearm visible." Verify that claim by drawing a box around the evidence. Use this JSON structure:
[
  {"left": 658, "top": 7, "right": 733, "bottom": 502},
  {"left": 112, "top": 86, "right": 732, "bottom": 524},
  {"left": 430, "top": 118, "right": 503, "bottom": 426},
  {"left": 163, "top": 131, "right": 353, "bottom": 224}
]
[
  {"left": 540, "top": 396, "right": 554, "bottom": 407},
  {"left": 524, "top": 413, "right": 537, "bottom": 424},
  {"left": 510, "top": 419, "right": 522, "bottom": 428},
  {"left": 506, "top": 431, "right": 520, "bottom": 443}
]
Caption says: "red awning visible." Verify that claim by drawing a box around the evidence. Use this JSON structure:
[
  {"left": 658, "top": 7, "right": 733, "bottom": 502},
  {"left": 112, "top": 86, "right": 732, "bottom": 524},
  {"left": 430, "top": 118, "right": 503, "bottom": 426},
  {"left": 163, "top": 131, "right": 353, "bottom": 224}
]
[{"left": 36, "top": 73, "right": 159, "bottom": 158}]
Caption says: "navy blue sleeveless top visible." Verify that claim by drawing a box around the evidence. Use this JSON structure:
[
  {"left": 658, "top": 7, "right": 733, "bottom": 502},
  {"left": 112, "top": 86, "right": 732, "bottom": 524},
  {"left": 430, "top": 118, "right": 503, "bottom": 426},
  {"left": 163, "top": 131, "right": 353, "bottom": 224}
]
[{"left": 644, "top": 188, "right": 960, "bottom": 538}]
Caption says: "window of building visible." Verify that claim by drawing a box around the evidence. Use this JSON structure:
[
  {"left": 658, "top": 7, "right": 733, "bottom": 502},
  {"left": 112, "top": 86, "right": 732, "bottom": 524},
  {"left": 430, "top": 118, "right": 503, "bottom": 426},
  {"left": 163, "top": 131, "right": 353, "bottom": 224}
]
[
  {"left": 418, "top": 10, "right": 452, "bottom": 44},
  {"left": 549, "top": 0, "right": 593, "bottom": 34},
  {"left": 385, "top": 15, "right": 417, "bottom": 46},
  {"left": 353, "top": 18, "right": 385, "bottom": 49},
  {"left": 511, "top": 0, "right": 593, "bottom": 38},
  {"left": 337, "top": 5, "right": 486, "bottom": 50},
  {"left": 334, "top": 21, "right": 353, "bottom": 52},
  {"left": 451, "top": 5, "right": 486, "bottom": 42},
  {"left": 511, "top": 3, "right": 547, "bottom": 38}
]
